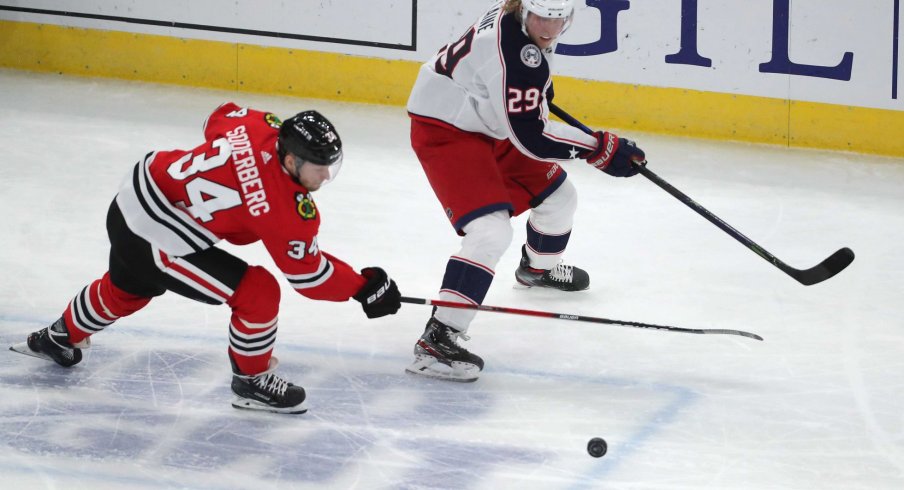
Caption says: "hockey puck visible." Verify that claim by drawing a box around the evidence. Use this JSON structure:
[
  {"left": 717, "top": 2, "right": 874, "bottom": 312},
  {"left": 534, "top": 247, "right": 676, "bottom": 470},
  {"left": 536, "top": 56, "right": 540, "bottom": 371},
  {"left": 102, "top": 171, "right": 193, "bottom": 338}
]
[{"left": 587, "top": 437, "right": 607, "bottom": 458}]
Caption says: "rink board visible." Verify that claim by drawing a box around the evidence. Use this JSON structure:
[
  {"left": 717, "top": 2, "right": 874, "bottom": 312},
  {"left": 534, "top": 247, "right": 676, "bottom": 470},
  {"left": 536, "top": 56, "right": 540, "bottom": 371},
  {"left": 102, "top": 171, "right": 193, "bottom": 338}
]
[{"left": 1, "top": 20, "right": 902, "bottom": 157}]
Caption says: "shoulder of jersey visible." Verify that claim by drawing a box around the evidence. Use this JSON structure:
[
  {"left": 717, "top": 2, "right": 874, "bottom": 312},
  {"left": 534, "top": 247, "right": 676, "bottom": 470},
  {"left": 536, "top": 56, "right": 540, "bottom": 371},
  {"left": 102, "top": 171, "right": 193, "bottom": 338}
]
[
  {"left": 204, "top": 102, "right": 282, "bottom": 139},
  {"left": 498, "top": 12, "right": 528, "bottom": 49},
  {"left": 498, "top": 13, "right": 548, "bottom": 73}
]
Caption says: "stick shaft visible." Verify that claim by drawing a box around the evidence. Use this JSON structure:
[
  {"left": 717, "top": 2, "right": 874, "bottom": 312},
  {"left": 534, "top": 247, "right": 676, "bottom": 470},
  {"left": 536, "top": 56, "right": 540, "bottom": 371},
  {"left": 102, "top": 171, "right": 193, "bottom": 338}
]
[
  {"left": 548, "top": 103, "right": 853, "bottom": 286},
  {"left": 549, "top": 104, "right": 770, "bottom": 255},
  {"left": 400, "top": 296, "right": 762, "bottom": 341}
]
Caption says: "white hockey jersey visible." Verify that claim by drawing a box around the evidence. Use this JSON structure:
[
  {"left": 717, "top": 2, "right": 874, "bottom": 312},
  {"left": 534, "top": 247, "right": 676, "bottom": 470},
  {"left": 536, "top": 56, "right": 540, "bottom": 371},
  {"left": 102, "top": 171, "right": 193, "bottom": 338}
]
[{"left": 407, "top": 2, "right": 597, "bottom": 162}]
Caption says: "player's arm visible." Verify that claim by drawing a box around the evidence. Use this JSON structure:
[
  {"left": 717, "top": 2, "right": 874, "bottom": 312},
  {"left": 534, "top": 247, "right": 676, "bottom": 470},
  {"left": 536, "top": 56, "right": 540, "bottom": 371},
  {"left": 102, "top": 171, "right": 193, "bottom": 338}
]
[
  {"left": 266, "top": 233, "right": 363, "bottom": 302},
  {"left": 265, "top": 235, "right": 400, "bottom": 318},
  {"left": 495, "top": 63, "right": 645, "bottom": 177},
  {"left": 489, "top": 41, "right": 596, "bottom": 161},
  {"left": 495, "top": 73, "right": 597, "bottom": 160}
]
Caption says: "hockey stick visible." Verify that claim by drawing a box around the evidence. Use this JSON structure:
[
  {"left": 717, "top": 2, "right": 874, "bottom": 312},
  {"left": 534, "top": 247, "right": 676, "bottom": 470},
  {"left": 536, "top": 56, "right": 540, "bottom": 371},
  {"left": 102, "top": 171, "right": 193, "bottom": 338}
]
[
  {"left": 548, "top": 103, "right": 854, "bottom": 286},
  {"left": 400, "top": 296, "right": 763, "bottom": 341}
]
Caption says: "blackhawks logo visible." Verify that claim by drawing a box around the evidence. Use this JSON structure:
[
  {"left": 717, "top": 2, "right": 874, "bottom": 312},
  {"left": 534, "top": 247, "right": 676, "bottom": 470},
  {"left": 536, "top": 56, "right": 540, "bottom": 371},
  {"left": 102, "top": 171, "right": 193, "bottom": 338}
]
[
  {"left": 265, "top": 112, "right": 282, "bottom": 129},
  {"left": 295, "top": 192, "right": 317, "bottom": 220}
]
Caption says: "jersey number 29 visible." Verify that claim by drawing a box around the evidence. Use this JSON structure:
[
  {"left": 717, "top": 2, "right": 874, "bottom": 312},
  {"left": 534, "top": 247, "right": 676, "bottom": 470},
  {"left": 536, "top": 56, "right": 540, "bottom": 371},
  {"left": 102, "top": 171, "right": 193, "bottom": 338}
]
[
  {"left": 507, "top": 87, "right": 541, "bottom": 113},
  {"left": 435, "top": 28, "right": 475, "bottom": 78}
]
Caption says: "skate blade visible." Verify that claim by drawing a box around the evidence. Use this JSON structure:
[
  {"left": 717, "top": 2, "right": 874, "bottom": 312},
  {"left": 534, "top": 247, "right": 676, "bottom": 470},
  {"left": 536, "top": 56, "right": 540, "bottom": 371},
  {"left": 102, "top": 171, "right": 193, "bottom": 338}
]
[
  {"left": 231, "top": 397, "right": 308, "bottom": 415},
  {"left": 513, "top": 279, "right": 590, "bottom": 292},
  {"left": 9, "top": 342, "right": 53, "bottom": 362},
  {"left": 405, "top": 356, "right": 480, "bottom": 383}
]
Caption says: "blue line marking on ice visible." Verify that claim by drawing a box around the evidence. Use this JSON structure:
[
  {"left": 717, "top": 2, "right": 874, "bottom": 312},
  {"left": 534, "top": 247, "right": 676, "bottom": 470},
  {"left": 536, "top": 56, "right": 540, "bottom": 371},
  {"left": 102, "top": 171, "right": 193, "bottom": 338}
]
[{"left": 1, "top": 314, "right": 698, "bottom": 487}]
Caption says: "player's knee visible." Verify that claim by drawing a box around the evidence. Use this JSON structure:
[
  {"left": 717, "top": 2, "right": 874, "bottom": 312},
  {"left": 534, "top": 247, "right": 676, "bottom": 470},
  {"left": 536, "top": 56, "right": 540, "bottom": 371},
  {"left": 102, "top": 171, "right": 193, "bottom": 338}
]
[
  {"left": 531, "top": 179, "right": 577, "bottom": 233},
  {"left": 461, "top": 211, "right": 513, "bottom": 262},
  {"left": 229, "top": 265, "right": 280, "bottom": 322},
  {"left": 541, "top": 178, "right": 578, "bottom": 216}
]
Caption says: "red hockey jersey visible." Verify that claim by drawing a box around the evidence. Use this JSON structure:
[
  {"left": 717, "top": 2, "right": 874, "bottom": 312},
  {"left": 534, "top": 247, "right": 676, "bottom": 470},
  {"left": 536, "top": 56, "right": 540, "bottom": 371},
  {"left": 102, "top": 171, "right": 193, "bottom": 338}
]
[{"left": 115, "top": 102, "right": 366, "bottom": 301}]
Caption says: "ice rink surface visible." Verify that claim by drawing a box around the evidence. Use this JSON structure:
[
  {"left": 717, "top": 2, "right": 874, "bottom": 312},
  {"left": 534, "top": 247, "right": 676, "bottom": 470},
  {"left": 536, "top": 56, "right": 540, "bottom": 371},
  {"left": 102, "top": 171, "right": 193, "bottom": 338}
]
[{"left": 1, "top": 69, "right": 903, "bottom": 489}]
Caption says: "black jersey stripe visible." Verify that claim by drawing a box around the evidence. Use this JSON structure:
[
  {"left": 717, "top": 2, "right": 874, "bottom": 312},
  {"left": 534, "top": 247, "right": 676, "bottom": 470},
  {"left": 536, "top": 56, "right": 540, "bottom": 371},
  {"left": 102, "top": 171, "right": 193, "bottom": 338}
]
[
  {"left": 285, "top": 260, "right": 334, "bottom": 287},
  {"left": 130, "top": 162, "right": 207, "bottom": 253},
  {"left": 137, "top": 155, "right": 217, "bottom": 248}
]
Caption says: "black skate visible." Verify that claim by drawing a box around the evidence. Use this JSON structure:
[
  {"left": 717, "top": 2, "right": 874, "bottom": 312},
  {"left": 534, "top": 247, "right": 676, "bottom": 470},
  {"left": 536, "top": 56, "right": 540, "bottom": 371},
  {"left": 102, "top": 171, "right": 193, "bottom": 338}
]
[
  {"left": 9, "top": 317, "right": 84, "bottom": 367},
  {"left": 406, "top": 317, "right": 484, "bottom": 382},
  {"left": 231, "top": 358, "right": 307, "bottom": 414},
  {"left": 514, "top": 246, "right": 589, "bottom": 291}
]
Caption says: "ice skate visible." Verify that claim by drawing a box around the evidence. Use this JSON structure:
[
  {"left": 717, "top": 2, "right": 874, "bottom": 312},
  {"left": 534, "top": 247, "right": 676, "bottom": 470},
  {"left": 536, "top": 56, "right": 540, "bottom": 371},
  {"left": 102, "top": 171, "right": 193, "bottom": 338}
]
[
  {"left": 9, "top": 317, "right": 86, "bottom": 367},
  {"left": 514, "top": 246, "right": 590, "bottom": 291},
  {"left": 406, "top": 317, "right": 484, "bottom": 382},
  {"left": 231, "top": 358, "right": 307, "bottom": 414}
]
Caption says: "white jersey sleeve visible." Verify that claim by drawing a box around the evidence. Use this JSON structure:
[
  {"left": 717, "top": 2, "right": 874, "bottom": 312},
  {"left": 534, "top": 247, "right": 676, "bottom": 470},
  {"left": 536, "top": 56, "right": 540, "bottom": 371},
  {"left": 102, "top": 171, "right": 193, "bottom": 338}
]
[{"left": 406, "top": 2, "right": 597, "bottom": 162}]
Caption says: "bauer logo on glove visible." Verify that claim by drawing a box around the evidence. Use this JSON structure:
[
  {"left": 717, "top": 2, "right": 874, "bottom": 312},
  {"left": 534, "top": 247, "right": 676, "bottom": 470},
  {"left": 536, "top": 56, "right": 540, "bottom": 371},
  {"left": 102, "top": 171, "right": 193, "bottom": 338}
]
[
  {"left": 363, "top": 279, "right": 391, "bottom": 305},
  {"left": 585, "top": 131, "right": 645, "bottom": 178},
  {"left": 353, "top": 267, "right": 402, "bottom": 319}
]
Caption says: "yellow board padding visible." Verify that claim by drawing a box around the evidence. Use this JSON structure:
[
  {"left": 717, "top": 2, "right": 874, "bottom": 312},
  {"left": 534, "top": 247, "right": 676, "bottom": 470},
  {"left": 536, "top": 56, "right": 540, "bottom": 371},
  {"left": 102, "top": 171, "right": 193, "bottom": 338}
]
[
  {"left": 236, "top": 44, "right": 419, "bottom": 106},
  {"left": 789, "top": 100, "right": 904, "bottom": 155},
  {"left": 1, "top": 20, "right": 902, "bottom": 157},
  {"left": 551, "top": 77, "right": 791, "bottom": 146},
  {"left": 0, "top": 21, "right": 238, "bottom": 89},
  {"left": 553, "top": 78, "right": 904, "bottom": 157}
]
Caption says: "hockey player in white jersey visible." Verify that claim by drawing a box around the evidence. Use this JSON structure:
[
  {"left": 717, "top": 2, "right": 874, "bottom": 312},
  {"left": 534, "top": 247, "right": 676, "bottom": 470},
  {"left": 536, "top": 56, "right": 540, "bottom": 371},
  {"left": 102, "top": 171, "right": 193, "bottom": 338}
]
[{"left": 405, "top": 0, "right": 647, "bottom": 381}]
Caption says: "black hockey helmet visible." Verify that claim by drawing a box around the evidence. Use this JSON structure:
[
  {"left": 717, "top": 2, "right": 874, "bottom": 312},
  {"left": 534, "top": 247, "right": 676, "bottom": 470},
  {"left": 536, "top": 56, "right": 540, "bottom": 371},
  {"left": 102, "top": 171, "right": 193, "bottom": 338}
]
[{"left": 277, "top": 110, "right": 343, "bottom": 166}]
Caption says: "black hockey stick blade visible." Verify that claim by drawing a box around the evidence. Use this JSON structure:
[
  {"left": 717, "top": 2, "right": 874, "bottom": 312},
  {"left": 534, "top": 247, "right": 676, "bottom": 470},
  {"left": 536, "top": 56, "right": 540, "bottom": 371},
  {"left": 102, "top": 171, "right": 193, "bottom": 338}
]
[
  {"left": 781, "top": 247, "right": 855, "bottom": 286},
  {"left": 699, "top": 329, "right": 764, "bottom": 341}
]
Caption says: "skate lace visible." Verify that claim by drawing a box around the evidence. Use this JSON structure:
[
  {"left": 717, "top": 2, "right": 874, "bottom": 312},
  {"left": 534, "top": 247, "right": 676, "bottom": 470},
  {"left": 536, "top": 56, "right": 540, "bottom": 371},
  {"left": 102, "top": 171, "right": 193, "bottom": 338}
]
[
  {"left": 254, "top": 373, "right": 289, "bottom": 397},
  {"left": 549, "top": 263, "right": 575, "bottom": 283},
  {"left": 437, "top": 326, "right": 472, "bottom": 351}
]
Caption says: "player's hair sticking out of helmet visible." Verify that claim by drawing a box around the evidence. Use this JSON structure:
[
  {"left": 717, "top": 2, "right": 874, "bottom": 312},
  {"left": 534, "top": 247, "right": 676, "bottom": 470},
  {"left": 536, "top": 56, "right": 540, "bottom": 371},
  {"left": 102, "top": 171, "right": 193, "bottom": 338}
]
[
  {"left": 277, "top": 110, "right": 343, "bottom": 167},
  {"left": 503, "top": 0, "right": 523, "bottom": 15}
]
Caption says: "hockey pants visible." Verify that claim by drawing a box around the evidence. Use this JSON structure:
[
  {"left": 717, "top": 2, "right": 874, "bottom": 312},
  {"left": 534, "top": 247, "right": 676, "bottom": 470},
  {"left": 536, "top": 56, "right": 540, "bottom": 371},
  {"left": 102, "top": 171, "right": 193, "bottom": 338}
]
[{"left": 58, "top": 201, "right": 280, "bottom": 375}]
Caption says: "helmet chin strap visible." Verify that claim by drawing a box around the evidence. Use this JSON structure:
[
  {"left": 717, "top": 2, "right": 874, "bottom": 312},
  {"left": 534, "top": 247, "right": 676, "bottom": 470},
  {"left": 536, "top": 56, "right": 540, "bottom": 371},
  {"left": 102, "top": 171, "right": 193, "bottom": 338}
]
[{"left": 519, "top": 8, "right": 534, "bottom": 39}]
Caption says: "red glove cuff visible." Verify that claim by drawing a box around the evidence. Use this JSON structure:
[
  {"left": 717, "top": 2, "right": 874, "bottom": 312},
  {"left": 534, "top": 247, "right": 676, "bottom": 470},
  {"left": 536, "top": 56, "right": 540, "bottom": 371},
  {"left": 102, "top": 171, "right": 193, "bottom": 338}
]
[{"left": 585, "top": 131, "right": 620, "bottom": 170}]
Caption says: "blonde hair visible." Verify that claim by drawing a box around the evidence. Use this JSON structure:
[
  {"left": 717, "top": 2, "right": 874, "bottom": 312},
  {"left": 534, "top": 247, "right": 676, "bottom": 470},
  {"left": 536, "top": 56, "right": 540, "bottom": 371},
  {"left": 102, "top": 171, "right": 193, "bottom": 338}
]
[{"left": 503, "top": 0, "right": 522, "bottom": 14}]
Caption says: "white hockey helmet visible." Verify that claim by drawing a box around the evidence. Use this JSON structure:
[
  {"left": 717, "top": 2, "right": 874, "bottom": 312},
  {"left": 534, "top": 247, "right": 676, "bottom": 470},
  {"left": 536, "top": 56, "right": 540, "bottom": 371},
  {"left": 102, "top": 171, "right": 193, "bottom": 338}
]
[
  {"left": 521, "top": 0, "right": 575, "bottom": 19},
  {"left": 520, "top": 0, "right": 575, "bottom": 40}
]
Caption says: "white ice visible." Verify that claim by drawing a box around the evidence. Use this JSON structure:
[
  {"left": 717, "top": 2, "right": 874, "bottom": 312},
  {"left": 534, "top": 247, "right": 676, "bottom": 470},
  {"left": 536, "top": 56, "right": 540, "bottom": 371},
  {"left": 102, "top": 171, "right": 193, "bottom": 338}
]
[{"left": 1, "top": 69, "right": 903, "bottom": 489}]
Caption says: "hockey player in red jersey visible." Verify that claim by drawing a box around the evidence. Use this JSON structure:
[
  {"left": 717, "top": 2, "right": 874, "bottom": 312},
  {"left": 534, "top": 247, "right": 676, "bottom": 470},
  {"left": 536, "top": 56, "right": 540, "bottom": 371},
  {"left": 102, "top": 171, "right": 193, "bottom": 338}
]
[
  {"left": 10, "top": 103, "right": 402, "bottom": 414},
  {"left": 405, "top": 0, "right": 647, "bottom": 381}
]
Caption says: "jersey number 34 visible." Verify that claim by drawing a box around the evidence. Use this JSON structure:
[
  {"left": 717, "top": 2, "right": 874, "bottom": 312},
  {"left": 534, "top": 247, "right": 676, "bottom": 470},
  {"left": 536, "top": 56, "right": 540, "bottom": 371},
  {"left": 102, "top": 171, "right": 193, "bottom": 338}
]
[{"left": 166, "top": 138, "right": 242, "bottom": 222}]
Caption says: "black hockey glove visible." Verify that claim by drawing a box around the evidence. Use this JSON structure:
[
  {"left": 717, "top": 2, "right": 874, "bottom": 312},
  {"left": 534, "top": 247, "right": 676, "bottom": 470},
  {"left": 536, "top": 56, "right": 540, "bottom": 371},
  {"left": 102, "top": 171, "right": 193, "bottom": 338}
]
[
  {"left": 585, "top": 131, "right": 646, "bottom": 178},
  {"left": 353, "top": 267, "right": 401, "bottom": 319}
]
